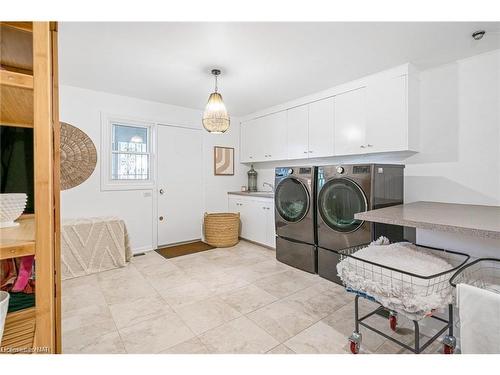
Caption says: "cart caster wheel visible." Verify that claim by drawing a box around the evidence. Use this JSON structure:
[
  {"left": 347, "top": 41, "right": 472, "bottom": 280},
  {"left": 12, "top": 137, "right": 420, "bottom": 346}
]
[
  {"left": 349, "top": 340, "right": 360, "bottom": 354},
  {"left": 389, "top": 315, "right": 397, "bottom": 332},
  {"left": 442, "top": 335, "right": 456, "bottom": 354},
  {"left": 443, "top": 344, "right": 454, "bottom": 354},
  {"left": 348, "top": 332, "right": 362, "bottom": 354}
]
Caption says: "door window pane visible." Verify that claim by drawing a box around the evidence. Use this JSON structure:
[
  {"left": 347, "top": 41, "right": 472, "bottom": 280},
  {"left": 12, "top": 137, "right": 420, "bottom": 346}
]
[
  {"left": 111, "top": 124, "right": 150, "bottom": 180},
  {"left": 111, "top": 153, "right": 149, "bottom": 180},
  {"left": 112, "top": 124, "right": 148, "bottom": 152}
]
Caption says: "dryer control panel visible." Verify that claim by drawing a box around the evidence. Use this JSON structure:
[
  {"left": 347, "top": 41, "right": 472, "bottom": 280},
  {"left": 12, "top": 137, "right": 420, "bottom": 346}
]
[{"left": 276, "top": 167, "right": 313, "bottom": 177}]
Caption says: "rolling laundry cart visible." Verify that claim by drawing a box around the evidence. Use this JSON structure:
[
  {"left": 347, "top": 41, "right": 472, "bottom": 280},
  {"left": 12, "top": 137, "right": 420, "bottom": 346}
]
[{"left": 335, "top": 243, "right": 469, "bottom": 354}]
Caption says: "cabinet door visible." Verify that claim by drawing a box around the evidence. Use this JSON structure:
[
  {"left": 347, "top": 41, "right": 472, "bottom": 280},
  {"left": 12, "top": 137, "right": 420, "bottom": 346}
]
[
  {"left": 309, "top": 97, "right": 335, "bottom": 158},
  {"left": 334, "top": 87, "right": 367, "bottom": 155},
  {"left": 241, "top": 119, "right": 260, "bottom": 163},
  {"left": 264, "top": 111, "right": 287, "bottom": 161},
  {"left": 238, "top": 200, "right": 253, "bottom": 239},
  {"left": 240, "top": 200, "right": 267, "bottom": 244},
  {"left": 228, "top": 197, "right": 239, "bottom": 213},
  {"left": 264, "top": 202, "right": 276, "bottom": 248},
  {"left": 286, "top": 105, "right": 309, "bottom": 160},
  {"left": 366, "top": 74, "right": 407, "bottom": 153}
]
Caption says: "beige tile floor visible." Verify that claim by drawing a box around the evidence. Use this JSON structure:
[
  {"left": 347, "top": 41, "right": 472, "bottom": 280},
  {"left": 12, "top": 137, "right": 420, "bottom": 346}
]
[{"left": 62, "top": 240, "right": 444, "bottom": 354}]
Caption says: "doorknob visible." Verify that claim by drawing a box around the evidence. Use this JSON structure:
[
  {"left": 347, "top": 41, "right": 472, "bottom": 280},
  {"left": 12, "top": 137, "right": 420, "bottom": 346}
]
[
  {"left": 159, "top": 188, "right": 165, "bottom": 195},
  {"left": 159, "top": 216, "right": 164, "bottom": 221}
]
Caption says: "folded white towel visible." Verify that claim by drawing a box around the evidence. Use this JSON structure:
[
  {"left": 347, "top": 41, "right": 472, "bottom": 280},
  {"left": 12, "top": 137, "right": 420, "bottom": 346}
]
[{"left": 457, "top": 283, "right": 500, "bottom": 354}]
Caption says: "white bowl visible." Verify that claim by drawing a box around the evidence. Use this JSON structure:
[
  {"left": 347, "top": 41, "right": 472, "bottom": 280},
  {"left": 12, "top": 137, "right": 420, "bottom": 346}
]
[
  {"left": 0, "top": 193, "right": 27, "bottom": 228},
  {"left": 0, "top": 291, "right": 9, "bottom": 342}
]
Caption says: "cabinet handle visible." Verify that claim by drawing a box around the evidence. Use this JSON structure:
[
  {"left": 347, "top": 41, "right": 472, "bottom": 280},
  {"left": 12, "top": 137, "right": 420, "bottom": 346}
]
[
  {"left": 303, "top": 151, "right": 308, "bottom": 154},
  {"left": 309, "top": 151, "right": 313, "bottom": 153},
  {"left": 268, "top": 155, "right": 272, "bottom": 157},
  {"left": 360, "top": 145, "right": 366, "bottom": 149},
  {"left": 367, "top": 144, "right": 373, "bottom": 147}
]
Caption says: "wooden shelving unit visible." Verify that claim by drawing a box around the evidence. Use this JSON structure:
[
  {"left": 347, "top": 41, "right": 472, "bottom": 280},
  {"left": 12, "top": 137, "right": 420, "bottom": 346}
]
[
  {"left": 0, "top": 21, "right": 61, "bottom": 354},
  {"left": 0, "top": 216, "right": 35, "bottom": 260},
  {"left": 1, "top": 22, "right": 34, "bottom": 128},
  {"left": 0, "top": 308, "right": 36, "bottom": 354}
]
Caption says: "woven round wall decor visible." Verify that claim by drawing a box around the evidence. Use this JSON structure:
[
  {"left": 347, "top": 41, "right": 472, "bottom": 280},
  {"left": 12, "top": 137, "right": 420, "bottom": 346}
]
[{"left": 60, "top": 122, "right": 97, "bottom": 190}]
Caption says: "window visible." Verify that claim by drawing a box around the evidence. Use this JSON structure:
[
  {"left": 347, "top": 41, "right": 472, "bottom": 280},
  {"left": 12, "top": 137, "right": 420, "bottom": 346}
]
[
  {"left": 111, "top": 124, "right": 150, "bottom": 180},
  {"left": 101, "top": 115, "right": 155, "bottom": 190}
]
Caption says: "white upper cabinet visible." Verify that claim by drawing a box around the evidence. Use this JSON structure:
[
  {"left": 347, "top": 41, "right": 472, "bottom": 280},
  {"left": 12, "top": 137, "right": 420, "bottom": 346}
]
[
  {"left": 308, "top": 97, "right": 335, "bottom": 158},
  {"left": 241, "top": 118, "right": 259, "bottom": 162},
  {"left": 241, "top": 64, "right": 418, "bottom": 163},
  {"left": 286, "top": 105, "right": 309, "bottom": 160},
  {"left": 366, "top": 74, "right": 408, "bottom": 153},
  {"left": 285, "top": 98, "right": 335, "bottom": 160},
  {"left": 241, "top": 112, "right": 287, "bottom": 163},
  {"left": 334, "top": 87, "right": 367, "bottom": 155},
  {"left": 263, "top": 111, "right": 287, "bottom": 161}
]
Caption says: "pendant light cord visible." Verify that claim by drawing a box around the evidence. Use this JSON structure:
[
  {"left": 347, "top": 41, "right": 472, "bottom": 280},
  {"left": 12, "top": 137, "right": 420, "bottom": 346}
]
[{"left": 214, "top": 73, "right": 218, "bottom": 93}]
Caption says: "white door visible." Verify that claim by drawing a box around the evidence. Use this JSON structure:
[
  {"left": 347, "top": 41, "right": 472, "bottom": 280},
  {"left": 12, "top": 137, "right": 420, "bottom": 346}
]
[
  {"left": 366, "top": 74, "right": 407, "bottom": 153},
  {"left": 334, "top": 87, "right": 367, "bottom": 155},
  {"left": 309, "top": 97, "right": 335, "bottom": 158},
  {"left": 286, "top": 105, "right": 309, "bottom": 160},
  {"left": 157, "top": 125, "right": 203, "bottom": 247}
]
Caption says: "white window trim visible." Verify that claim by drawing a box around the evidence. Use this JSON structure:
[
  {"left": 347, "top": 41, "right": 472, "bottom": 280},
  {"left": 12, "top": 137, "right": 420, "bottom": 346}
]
[{"left": 101, "top": 113, "right": 156, "bottom": 191}]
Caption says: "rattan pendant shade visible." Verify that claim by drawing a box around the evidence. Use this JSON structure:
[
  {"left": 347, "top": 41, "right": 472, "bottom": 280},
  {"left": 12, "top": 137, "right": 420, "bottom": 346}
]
[
  {"left": 202, "top": 69, "right": 230, "bottom": 134},
  {"left": 60, "top": 122, "right": 97, "bottom": 190}
]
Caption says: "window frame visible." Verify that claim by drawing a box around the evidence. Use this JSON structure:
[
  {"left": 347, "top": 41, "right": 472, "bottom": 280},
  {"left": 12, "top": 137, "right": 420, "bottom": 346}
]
[{"left": 101, "top": 114, "right": 156, "bottom": 191}]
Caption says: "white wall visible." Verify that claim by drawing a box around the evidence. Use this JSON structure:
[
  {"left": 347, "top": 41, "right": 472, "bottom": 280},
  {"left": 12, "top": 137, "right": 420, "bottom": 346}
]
[
  {"left": 60, "top": 85, "right": 245, "bottom": 253},
  {"left": 405, "top": 50, "right": 500, "bottom": 206}
]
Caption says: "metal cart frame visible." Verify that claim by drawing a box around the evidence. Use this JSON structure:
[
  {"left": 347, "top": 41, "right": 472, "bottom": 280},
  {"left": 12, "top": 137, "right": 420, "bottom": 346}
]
[{"left": 336, "top": 243, "right": 470, "bottom": 354}]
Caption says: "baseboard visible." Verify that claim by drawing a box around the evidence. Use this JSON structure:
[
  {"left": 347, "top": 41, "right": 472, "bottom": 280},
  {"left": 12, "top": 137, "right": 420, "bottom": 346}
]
[
  {"left": 239, "top": 237, "right": 276, "bottom": 251},
  {"left": 131, "top": 245, "right": 155, "bottom": 255}
]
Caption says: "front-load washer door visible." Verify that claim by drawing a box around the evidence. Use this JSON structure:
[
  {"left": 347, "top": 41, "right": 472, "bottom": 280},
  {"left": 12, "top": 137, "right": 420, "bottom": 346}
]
[
  {"left": 274, "top": 177, "right": 314, "bottom": 244},
  {"left": 318, "top": 177, "right": 367, "bottom": 233}
]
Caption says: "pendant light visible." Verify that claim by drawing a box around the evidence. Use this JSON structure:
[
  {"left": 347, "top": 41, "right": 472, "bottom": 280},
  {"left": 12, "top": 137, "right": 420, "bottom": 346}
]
[{"left": 202, "top": 69, "right": 230, "bottom": 134}]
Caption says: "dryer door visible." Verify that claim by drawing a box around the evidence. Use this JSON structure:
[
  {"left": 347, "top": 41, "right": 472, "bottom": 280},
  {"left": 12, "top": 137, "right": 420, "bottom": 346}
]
[
  {"left": 275, "top": 177, "right": 310, "bottom": 223},
  {"left": 318, "top": 177, "right": 367, "bottom": 233}
]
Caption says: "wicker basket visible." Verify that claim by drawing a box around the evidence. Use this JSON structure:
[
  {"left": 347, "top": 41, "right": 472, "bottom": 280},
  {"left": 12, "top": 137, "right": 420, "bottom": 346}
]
[{"left": 204, "top": 212, "right": 240, "bottom": 248}]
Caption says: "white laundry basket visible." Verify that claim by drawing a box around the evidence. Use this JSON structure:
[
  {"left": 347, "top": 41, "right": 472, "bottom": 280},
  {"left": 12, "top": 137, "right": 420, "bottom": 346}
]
[{"left": 0, "top": 291, "right": 9, "bottom": 342}]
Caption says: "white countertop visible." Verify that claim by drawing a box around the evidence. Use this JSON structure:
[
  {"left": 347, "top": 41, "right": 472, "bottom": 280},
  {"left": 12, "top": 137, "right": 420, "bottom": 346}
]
[
  {"left": 228, "top": 191, "right": 274, "bottom": 199},
  {"left": 354, "top": 201, "right": 500, "bottom": 240}
]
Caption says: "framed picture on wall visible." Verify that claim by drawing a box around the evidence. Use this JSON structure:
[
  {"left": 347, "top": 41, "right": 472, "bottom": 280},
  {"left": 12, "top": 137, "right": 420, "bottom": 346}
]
[{"left": 214, "top": 146, "right": 234, "bottom": 176}]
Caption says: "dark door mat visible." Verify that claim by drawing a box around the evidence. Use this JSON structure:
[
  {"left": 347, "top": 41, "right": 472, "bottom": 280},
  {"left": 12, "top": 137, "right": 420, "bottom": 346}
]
[{"left": 155, "top": 241, "right": 215, "bottom": 259}]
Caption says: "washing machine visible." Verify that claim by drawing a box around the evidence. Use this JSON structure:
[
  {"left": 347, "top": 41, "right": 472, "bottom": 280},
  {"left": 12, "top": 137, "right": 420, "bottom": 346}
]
[
  {"left": 316, "top": 164, "right": 405, "bottom": 283},
  {"left": 274, "top": 166, "right": 317, "bottom": 273}
]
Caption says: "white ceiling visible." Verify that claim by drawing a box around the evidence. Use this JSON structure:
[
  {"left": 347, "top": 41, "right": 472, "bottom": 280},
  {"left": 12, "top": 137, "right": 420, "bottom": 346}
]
[{"left": 59, "top": 22, "right": 500, "bottom": 116}]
